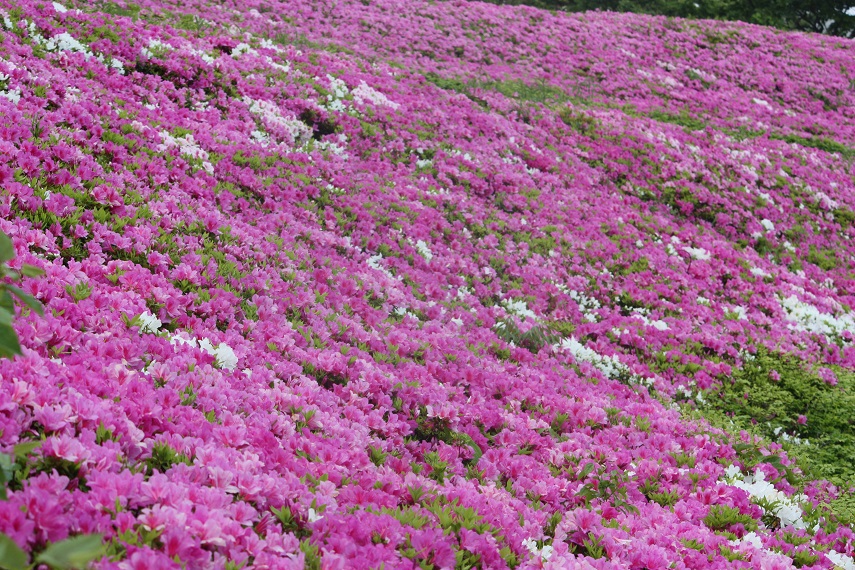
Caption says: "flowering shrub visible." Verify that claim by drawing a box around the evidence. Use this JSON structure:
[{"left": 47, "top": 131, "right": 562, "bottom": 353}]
[{"left": 1, "top": 0, "right": 855, "bottom": 568}]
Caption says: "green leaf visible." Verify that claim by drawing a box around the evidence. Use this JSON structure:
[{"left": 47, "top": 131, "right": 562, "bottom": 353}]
[
  {"left": 19, "top": 265, "right": 45, "bottom": 278},
  {"left": 0, "top": 323, "right": 22, "bottom": 359},
  {"left": 35, "top": 535, "right": 106, "bottom": 570},
  {"left": 455, "top": 432, "right": 483, "bottom": 465},
  {"left": 0, "top": 233, "right": 14, "bottom": 264},
  {"left": 7, "top": 286, "right": 44, "bottom": 317},
  {"left": 0, "top": 453, "right": 13, "bottom": 500},
  {"left": 13, "top": 441, "right": 42, "bottom": 460},
  {"left": 578, "top": 462, "right": 597, "bottom": 480},
  {"left": 0, "top": 532, "right": 28, "bottom": 570},
  {"left": 0, "top": 291, "right": 13, "bottom": 313}
]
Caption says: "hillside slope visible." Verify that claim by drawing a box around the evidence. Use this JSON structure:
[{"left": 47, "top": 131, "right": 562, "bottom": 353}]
[{"left": 1, "top": 0, "right": 855, "bottom": 568}]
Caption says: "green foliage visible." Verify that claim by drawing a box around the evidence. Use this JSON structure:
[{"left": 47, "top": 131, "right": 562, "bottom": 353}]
[
  {"left": 494, "top": 320, "right": 560, "bottom": 354},
  {"left": 95, "top": 2, "right": 141, "bottom": 20},
  {"left": 145, "top": 442, "right": 192, "bottom": 474},
  {"left": 703, "top": 505, "right": 759, "bottom": 533},
  {"left": 703, "top": 349, "right": 855, "bottom": 486},
  {"left": 0, "top": 232, "right": 45, "bottom": 359},
  {"left": 368, "top": 445, "right": 387, "bottom": 466},
  {"left": 770, "top": 132, "right": 855, "bottom": 159},
  {"left": 36, "top": 535, "right": 106, "bottom": 570},
  {"left": 0, "top": 533, "right": 28, "bottom": 570},
  {"left": 0, "top": 533, "right": 105, "bottom": 570},
  {"left": 479, "top": 0, "right": 855, "bottom": 38}
]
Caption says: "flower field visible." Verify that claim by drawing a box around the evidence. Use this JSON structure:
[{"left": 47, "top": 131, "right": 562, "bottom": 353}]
[{"left": 1, "top": 0, "right": 855, "bottom": 567}]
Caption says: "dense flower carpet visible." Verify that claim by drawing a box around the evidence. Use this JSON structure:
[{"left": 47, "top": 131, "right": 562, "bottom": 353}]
[{"left": 1, "top": 0, "right": 855, "bottom": 567}]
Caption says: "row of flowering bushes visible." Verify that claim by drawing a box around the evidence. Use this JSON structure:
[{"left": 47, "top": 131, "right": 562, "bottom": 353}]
[{"left": 1, "top": 0, "right": 855, "bottom": 567}]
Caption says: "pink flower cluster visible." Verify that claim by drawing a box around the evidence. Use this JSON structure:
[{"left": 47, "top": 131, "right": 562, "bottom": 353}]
[{"left": 0, "top": 0, "right": 854, "bottom": 567}]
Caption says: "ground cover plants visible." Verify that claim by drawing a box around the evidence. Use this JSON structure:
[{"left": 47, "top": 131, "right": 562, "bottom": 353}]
[{"left": 1, "top": 0, "right": 855, "bottom": 567}]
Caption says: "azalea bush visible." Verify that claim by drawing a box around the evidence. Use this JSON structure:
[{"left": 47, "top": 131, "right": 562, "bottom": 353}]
[{"left": 1, "top": 0, "right": 855, "bottom": 568}]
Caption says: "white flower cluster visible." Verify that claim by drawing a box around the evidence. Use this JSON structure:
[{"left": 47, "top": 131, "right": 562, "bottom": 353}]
[
  {"left": 232, "top": 43, "right": 257, "bottom": 57},
  {"left": 0, "top": 69, "right": 20, "bottom": 104},
  {"left": 779, "top": 294, "right": 855, "bottom": 338},
  {"left": 158, "top": 131, "right": 214, "bottom": 174},
  {"left": 323, "top": 74, "right": 349, "bottom": 112},
  {"left": 554, "top": 286, "right": 599, "bottom": 322},
  {"left": 827, "top": 551, "right": 855, "bottom": 570},
  {"left": 521, "top": 538, "right": 554, "bottom": 562},
  {"left": 315, "top": 135, "right": 349, "bottom": 157},
  {"left": 140, "top": 39, "right": 172, "bottom": 59},
  {"left": 170, "top": 334, "right": 239, "bottom": 371},
  {"left": 685, "top": 246, "right": 711, "bottom": 260},
  {"left": 366, "top": 254, "right": 398, "bottom": 281},
  {"left": 414, "top": 239, "right": 433, "bottom": 263},
  {"left": 137, "top": 314, "right": 238, "bottom": 371},
  {"left": 728, "top": 305, "right": 748, "bottom": 320},
  {"left": 352, "top": 81, "right": 399, "bottom": 109},
  {"left": 502, "top": 298, "right": 538, "bottom": 321},
  {"left": 243, "top": 97, "right": 312, "bottom": 147},
  {"left": 138, "top": 312, "right": 162, "bottom": 334},
  {"left": 631, "top": 308, "right": 669, "bottom": 331},
  {"left": 46, "top": 31, "right": 87, "bottom": 53},
  {"left": 723, "top": 465, "right": 807, "bottom": 530},
  {"left": 556, "top": 337, "right": 629, "bottom": 380}
]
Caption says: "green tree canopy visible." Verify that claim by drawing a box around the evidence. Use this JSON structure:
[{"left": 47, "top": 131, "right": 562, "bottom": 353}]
[{"left": 484, "top": 0, "right": 855, "bottom": 38}]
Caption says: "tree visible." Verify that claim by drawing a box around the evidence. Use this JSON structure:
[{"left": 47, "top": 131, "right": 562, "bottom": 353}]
[{"left": 481, "top": 0, "right": 855, "bottom": 38}]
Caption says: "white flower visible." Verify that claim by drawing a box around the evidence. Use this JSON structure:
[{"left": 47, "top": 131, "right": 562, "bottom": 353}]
[
  {"left": 557, "top": 337, "right": 629, "bottom": 380},
  {"left": 415, "top": 240, "right": 433, "bottom": 262},
  {"left": 138, "top": 312, "right": 162, "bottom": 334},
  {"left": 232, "top": 43, "right": 256, "bottom": 57},
  {"left": 52, "top": 2, "right": 68, "bottom": 12},
  {"left": 685, "top": 246, "right": 711, "bottom": 260},
  {"left": 307, "top": 508, "right": 323, "bottom": 523},
  {"left": 502, "top": 298, "right": 538, "bottom": 321},
  {"left": 760, "top": 218, "right": 775, "bottom": 232},
  {"left": 0, "top": 89, "right": 21, "bottom": 104},
  {"left": 780, "top": 294, "right": 855, "bottom": 338},
  {"left": 827, "top": 551, "right": 855, "bottom": 570},
  {"left": 46, "top": 32, "right": 89, "bottom": 54},
  {"left": 214, "top": 343, "right": 238, "bottom": 371},
  {"left": 194, "top": 338, "right": 238, "bottom": 370},
  {"left": 352, "top": 81, "right": 399, "bottom": 109}
]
